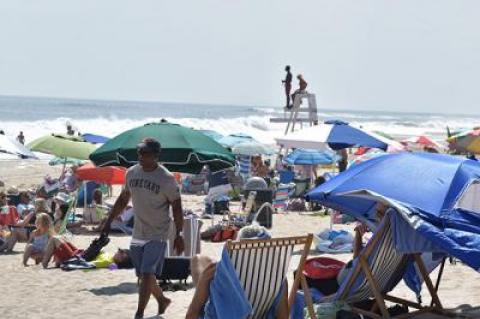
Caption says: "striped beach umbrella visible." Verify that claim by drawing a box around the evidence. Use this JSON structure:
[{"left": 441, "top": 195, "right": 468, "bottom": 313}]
[
  {"left": 275, "top": 120, "right": 404, "bottom": 152},
  {"left": 447, "top": 128, "right": 480, "bottom": 154}
]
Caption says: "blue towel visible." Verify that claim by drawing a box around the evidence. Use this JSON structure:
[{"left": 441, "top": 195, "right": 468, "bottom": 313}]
[{"left": 204, "top": 248, "right": 252, "bottom": 319}]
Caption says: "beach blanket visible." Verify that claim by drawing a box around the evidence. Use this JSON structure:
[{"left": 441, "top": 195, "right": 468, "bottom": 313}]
[{"left": 313, "top": 230, "right": 353, "bottom": 254}]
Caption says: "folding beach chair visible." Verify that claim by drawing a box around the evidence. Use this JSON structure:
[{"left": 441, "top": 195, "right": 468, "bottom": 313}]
[
  {"left": 57, "top": 194, "right": 78, "bottom": 236},
  {"left": 322, "top": 213, "right": 449, "bottom": 319},
  {"left": 226, "top": 234, "right": 316, "bottom": 319},
  {"left": 292, "top": 178, "right": 310, "bottom": 198},
  {"left": 273, "top": 184, "right": 290, "bottom": 212}
]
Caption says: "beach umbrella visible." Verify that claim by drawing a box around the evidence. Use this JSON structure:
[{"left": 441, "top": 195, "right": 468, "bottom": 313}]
[
  {"left": 307, "top": 152, "right": 480, "bottom": 271},
  {"left": 447, "top": 128, "right": 480, "bottom": 154},
  {"left": 89, "top": 122, "right": 235, "bottom": 174},
  {"left": 28, "top": 134, "right": 96, "bottom": 160},
  {"left": 82, "top": 133, "right": 110, "bottom": 144},
  {"left": 197, "top": 130, "right": 224, "bottom": 142},
  {"left": 284, "top": 149, "right": 339, "bottom": 165},
  {"left": 218, "top": 133, "right": 255, "bottom": 148},
  {"left": 231, "top": 141, "right": 276, "bottom": 156},
  {"left": 75, "top": 162, "right": 126, "bottom": 185},
  {"left": 307, "top": 152, "right": 480, "bottom": 223},
  {"left": 0, "top": 135, "right": 37, "bottom": 159},
  {"left": 48, "top": 157, "right": 86, "bottom": 166},
  {"left": 348, "top": 150, "right": 386, "bottom": 168},
  {"left": 402, "top": 135, "right": 443, "bottom": 150},
  {"left": 275, "top": 120, "right": 404, "bottom": 151}
]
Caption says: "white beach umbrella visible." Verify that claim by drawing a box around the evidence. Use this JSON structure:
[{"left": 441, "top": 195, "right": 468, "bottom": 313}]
[{"left": 0, "top": 135, "right": 37, "bottom": 159}]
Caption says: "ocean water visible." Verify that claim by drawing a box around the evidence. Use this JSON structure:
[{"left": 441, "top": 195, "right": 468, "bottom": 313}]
[{"left": 0, "top": 95, "right": 479, "bottom": 146}]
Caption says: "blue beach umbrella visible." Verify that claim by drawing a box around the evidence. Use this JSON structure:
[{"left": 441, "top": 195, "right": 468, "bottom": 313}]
[
  {"left": 284, "top": 149, "right": 339, "bottom": 165},
  {"left": 276, "top": 120, "right": 404, "bottom": 151},
  {"left": 82, "top": 133, "right": 110, "bottom": 144},
  {"left": 307, "top": 152, "right": 480, "bottom": 270}
]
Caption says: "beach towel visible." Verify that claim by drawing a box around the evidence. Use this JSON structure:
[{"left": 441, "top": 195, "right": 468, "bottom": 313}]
[{"left": 203, "top": 248, "right": 252, "bottom": 319}]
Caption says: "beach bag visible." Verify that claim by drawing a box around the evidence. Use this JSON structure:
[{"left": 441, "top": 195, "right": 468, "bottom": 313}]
[
  {"left": 158, "top": 257, "right": 191, "bottom": 290},
  {"left": 60, "top": 256, "right": 96, "bottom": 271},
  {"left": 212, "top": 225, "right": 238, "bottom": 242},
  {"left": 81, "top": 233, "right": 110, "bottom": 262}
]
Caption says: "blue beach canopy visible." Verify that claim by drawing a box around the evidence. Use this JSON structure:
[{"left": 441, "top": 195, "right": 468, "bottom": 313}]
[
  {"left": 307, "top": 152, "right": 480, "bottom": 271},
  {"left": 284, "top": 149, "right": 340, "bottom": 165},
  {"left": 82, "top": 133, "right": 110, "bottom": 144}
]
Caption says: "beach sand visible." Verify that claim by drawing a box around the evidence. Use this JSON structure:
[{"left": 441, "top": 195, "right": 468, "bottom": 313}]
[{"left": 1, "top": 160, "right": 479, "bottom": 319}]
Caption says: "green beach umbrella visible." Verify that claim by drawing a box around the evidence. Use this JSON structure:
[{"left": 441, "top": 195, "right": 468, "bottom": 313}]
[
  {"left": 28, "top": 134, "right": 97, "bottom": 160},
  {"left": 89, "top": 122, "right": 235, "bottom": 173}
]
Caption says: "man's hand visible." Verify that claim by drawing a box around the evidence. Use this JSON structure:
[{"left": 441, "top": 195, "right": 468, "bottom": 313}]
[{"left": 174, "top": 235, "right": 185, "bottom": 255}]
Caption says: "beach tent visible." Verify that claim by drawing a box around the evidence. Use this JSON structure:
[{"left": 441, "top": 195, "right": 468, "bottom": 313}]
[
  {"left": 82, "top": 133, "right": 110, "bottom": 144},
  {"left": 307, "top": 152, "right": 480, "bottom": 271},
  {"left": 447, "top": 128, "right": 480, "bottom": 154},
  {"left": 75, "top": 162, "right": 126, "bottom": 185},
  {"left": 284, "top": 149, "right": 339, "bottom": 165},
  {"left": 231, "top": 141, "right": 276, "bottom": 156},
  {"left": 89, "top": 122, "right": 235, "bottom": 174},
  {"left": 275, "top": 120, "right": 404, "bottom": 151},
  {"left": 218, "top": 133, "right": 255, "bottom": 148},
  {"left": 28, "top": 134, "right": 96, "bottom": 160},
  {"left": 0, "top": 135, "right": 37, "bottom": 159}
]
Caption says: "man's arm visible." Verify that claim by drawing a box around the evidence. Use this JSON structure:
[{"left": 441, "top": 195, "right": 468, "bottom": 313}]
[
  {"left": 171, "top": 197, "right": 184, "bottom": 255},
  {"left": 102, "top": 188, "right": 131, "bottom": 235}
]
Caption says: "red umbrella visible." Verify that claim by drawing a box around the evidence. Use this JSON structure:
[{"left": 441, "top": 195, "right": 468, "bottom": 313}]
[{"left": 75, "top": 162, "right": 126, "bottom": 185}]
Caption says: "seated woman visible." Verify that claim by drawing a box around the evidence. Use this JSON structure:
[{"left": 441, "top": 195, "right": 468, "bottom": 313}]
[
  {"left": 23, "top": 213, "right": 53, "bottom": 266},
  {"left": 0, "top": 190, "right": 35, "bottom": 252},
  {"left": 186, "top": 226, "right": 289, "bottom": 319}
]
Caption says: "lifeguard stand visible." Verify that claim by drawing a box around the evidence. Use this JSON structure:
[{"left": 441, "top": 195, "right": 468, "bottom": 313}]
[{"left": 270, "top": 92, "right": 318, "bottom": 134}]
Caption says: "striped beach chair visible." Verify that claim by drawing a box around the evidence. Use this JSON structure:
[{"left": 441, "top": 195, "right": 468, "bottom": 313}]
[
  {"left": 321, "top": 213, "right": 449, "bottom": 319},
  {"left": 273, "top": 183, "right": 290, "bottom": 212},
  {"left": 226, "top": 235, "right": 316, "bottom": 319}
]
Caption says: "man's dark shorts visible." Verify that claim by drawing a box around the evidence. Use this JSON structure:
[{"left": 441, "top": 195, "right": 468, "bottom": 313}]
[{"left": 130, "top": 240, "right": 167, "bottom": 277}]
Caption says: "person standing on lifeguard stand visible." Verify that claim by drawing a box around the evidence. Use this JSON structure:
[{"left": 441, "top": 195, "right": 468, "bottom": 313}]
[{"left": 282, "top": 65, "right": 293, "bottom": 109}]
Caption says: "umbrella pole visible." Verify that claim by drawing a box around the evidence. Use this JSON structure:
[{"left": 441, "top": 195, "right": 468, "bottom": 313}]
[{"left": 84, "top": 182, "right": 87, "bottom": 212}]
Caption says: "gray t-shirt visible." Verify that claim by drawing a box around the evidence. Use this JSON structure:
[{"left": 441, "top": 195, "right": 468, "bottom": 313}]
[{"left": 125, "top": 164, "right": 180, "bottom": 241}]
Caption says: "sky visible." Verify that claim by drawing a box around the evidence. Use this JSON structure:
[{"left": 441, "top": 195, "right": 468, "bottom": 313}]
[{"left": 1, "top": 0, "right": 479, "bottom": 114}]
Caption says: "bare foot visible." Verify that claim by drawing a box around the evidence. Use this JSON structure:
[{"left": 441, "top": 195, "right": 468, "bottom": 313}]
[
  {"left": 134, "top": 311, "right": 143, "bottom": 319},
  {"left": 158, "top": 297, "right": 171, "bottom": 315},
  {"left": 23, "top": 262, "right": 29, "bottom": 267}
]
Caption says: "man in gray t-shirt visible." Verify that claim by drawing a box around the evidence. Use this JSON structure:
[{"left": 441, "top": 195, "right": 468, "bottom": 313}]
[{"left": 103, "top": 138, "right": 184, "bottom": 319}]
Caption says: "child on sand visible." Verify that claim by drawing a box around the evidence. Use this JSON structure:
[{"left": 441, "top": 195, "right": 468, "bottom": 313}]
[{"left": 23, "top": 213, "right": 53, "bottom": 266}]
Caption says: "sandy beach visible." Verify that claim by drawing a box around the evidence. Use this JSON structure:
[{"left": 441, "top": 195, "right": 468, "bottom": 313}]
[{"left": 1, "top": 160, "right": 479, "bottom": 319}]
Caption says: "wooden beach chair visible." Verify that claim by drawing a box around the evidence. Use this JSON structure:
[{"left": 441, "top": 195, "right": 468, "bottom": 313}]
[
  {"left": 226, "top": 234, "right": 316, "bottom": 319},
  {"left": 323, "top": 213, "right": 452, "bottom": 319}
]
